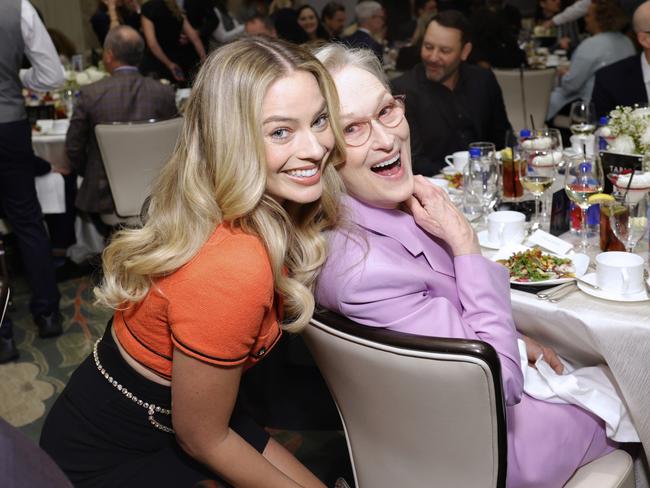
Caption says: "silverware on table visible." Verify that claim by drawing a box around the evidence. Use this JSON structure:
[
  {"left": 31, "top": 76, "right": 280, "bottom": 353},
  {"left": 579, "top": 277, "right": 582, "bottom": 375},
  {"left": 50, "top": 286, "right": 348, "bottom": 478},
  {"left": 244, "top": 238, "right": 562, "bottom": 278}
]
[
  {"left": 549, "top": 283, "right": 578, "bottom": 302},
  {"left": 536, "top": 281, "right": 574, "bottom": 299}
]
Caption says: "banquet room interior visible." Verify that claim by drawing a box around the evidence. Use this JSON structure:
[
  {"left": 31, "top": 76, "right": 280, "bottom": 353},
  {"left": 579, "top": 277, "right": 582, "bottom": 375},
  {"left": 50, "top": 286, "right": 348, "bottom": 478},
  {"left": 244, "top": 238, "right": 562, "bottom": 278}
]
[{"left": 2, "top": 0, "right": 650, "bottom": 486}]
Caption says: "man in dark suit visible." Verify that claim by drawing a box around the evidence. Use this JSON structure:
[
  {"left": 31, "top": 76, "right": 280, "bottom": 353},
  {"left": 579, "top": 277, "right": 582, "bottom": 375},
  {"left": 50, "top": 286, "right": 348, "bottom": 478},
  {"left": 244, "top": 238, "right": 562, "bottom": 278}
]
[
  {"left": 591, "top": 1, "right": 650, "bottom": 118},
  {"left": 392, "top": 10, "right": 511, "bottom": 176},
  {"left": 66, "top": 25, "right": 177, "bottom": 217},
  {"left": 343, "top": 1, "right": 385, "bottom": 61}
]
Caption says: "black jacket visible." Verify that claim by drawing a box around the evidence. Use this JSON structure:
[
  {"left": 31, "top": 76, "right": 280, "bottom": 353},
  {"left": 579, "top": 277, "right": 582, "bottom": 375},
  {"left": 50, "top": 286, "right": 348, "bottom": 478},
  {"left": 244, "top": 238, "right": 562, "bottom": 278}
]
[
  {"left": 592, "top": 54, "right": 647, "bottom": 118},
  {"left": 392, "top": 63, "right": 511, "bottom": 176}
]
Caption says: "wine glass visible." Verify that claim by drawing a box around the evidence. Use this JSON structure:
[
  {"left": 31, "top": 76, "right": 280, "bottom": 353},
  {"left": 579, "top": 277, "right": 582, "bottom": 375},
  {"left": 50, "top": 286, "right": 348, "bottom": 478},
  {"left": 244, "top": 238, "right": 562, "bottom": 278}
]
[
  {"left": 564, "top": 154, "right": 604, "bottom": 252},
  {"left": 610, "top": 197, "right": 648, "bottom": 253},
  {"left": 466, "top": 142, "right": 500, "bottom": 223},
  {"left": 519, "top": 129, "right": 561, "bottom": 228},
  {"left": 569, "top": 100, "right": 596, "bottom": 148}
]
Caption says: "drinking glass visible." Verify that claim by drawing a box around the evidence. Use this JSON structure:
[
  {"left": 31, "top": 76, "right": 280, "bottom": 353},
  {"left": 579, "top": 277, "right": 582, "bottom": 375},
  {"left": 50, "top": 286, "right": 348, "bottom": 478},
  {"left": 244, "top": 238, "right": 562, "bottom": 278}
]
[
  {"left": 569, "top": 100, "right": 596, "bottom": 141},
  {"left": 610, "top": 197, "right": 648, "bottom": 252},
  {"left": 564, "top": 154, "right": 604, "bottom": 252},
  {"left": 519, "top": 129, "right": 561, "bottom": 227},
  {"left": 466, "top": 142, "right": 500, "bottom": 223},
  {"left": 502, "top": 130, "right": 524, "bottom": 201}
]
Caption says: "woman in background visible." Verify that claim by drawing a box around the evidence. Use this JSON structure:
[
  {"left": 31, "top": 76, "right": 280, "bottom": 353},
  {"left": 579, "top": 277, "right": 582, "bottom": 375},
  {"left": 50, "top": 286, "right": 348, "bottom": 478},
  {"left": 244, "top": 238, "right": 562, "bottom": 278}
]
[
  {"left": 297, "top": 5, "right": 329, "bottom": 43},
  {"left": 40, "top": 37, "right": 344, "bottom": 487},
  {"left": 140, "top": 0, "right": 206, "bottom": 84}
]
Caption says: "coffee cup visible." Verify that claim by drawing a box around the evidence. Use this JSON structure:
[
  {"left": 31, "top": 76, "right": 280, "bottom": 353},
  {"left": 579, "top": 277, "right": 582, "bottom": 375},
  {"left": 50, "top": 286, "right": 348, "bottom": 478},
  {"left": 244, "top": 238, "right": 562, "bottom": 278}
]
[
  {"left": 595, "top": 252, "right": 644, "bottom": 295},
  {"left": 487, "top": 211, "right": 526, "bottom": 246},
  {"left": 444, "top": 151, "right": 469, "bottom": 172}
]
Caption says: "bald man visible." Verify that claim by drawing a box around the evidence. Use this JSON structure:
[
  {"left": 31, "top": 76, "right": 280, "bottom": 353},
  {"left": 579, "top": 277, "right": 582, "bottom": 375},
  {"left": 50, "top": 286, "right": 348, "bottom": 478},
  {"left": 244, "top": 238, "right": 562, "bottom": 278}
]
[{"left": 591, "top": 1, "right": 650, "bottom": 117}]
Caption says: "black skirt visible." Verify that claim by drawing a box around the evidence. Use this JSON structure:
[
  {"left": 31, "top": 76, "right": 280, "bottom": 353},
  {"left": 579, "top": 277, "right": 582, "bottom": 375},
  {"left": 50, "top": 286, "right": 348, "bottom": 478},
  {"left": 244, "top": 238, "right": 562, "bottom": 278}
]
[{"left": 40, "top": 321, "right": 269, "bottom": 487}]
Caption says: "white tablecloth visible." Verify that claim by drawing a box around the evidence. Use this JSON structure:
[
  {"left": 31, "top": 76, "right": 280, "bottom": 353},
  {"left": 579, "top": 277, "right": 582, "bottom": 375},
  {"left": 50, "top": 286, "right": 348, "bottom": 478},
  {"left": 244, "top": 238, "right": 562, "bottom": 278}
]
[
  {"left": 483, "top": 234, "right": 650, "bottom": 486},
  {"left": 32, "top": 132, "right": 68, "bottom": 173}
]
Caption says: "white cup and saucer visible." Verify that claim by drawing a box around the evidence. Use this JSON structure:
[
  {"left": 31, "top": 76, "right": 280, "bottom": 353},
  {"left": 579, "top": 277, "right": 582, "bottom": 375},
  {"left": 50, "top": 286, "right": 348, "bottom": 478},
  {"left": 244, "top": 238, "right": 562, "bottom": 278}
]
[
  {"left": 577, "top": 252, "right": 649, "bottom": 301},
  {"left": 478, "top": 211, "right": 526, "bottom": 249},
  {"left": 443, "top": 151, "right": 468, "bottom": 174}
]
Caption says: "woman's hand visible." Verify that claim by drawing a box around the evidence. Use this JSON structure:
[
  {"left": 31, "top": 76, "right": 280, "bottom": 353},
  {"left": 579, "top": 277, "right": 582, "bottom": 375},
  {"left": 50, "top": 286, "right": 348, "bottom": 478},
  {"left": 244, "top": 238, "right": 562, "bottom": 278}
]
[
  {"left": 167, "top": 62, "right": 185, "bottom": 82},
  {"left": 521, "top": 335, "right": 564, "bottom": 374},
  {"left": 405, "top": 176, "right": 480, "bottom": 256}
]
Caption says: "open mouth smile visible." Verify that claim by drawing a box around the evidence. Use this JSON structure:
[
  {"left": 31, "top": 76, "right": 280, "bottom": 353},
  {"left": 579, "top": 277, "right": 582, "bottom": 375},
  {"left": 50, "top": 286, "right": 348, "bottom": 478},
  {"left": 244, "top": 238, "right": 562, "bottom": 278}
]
[{"left": 370, "top": 153, "right": 402, "bottom": 177}]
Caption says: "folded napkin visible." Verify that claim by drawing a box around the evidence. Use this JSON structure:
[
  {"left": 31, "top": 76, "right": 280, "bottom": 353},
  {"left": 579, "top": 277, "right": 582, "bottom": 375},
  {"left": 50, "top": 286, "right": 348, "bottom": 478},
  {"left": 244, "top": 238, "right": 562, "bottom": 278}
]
[
  {"left": 34, "top": 172, "right": 65, "bottom": 214},
  {"left": 517, "top": 339, "right": 639, "bottom": 442}
]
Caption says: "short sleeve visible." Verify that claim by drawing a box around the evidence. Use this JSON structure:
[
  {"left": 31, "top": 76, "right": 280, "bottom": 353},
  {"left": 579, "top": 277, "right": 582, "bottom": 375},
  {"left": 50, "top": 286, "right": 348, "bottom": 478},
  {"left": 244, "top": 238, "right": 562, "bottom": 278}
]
[{"left": 167, "top": 234, "right": 274, "bottom": 367}]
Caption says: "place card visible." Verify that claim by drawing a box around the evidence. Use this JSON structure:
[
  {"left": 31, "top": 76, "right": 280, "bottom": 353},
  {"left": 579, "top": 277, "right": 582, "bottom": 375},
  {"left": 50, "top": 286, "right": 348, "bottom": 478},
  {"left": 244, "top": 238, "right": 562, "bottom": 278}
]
[{"left": 526, "top": 229, "right": 573, "bottom": 255}]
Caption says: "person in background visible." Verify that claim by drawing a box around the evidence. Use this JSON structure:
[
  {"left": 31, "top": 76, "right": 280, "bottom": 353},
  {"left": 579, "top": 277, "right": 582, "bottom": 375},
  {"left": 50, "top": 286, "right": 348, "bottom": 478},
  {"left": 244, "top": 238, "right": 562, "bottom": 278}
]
[
  {"left": 547, "top": 0, "right": 634, "bottom": 120},
  {"left": 321, "top": 1, "right": 346, "bottom": 40},
  {"left": 140, "top": 0, "right": 206, "bottom": 84},
  {"left": 313, "top": 42, "right": 618, "bottom": 488},
  {"left": 0, "top": 0, "right": 65, "bottom": 363},
  {"left": 297, "top": 5, "right": 329, "bottom": 43},
  {"left": 40, "top": 36, "right": 343, "bottom": 488},
  {"left": 343, "top": 1, "right": 385, "bottom": 61},
  {"left": 90, "top": 0, "right": 141, "bottom": 45},
  {"left": 184, "top": 0, "right": 220, "bottom": 49},
  {"left": 65, "top": 26, "right": 177, "bottom": 227},
  {"left": 395, "top": 0, "right": 438, "bottom": 71},
  {"left": 244, "top": 13, "right": 277, "bottom": 37},
  {"left": 392, "top": 10, "right": 511, "bottom": 176},
  {"left": 212, "top": 0, "right": 246, "bottom": 45},
  {"left": 592, "top": 0, "right": 650, "bottom": 117},
  {"left": 469, "top": 0, "right": 527, "bottom": 68},
  {"left": 534, "top": 0, "right": 580, "bottom": 52}
]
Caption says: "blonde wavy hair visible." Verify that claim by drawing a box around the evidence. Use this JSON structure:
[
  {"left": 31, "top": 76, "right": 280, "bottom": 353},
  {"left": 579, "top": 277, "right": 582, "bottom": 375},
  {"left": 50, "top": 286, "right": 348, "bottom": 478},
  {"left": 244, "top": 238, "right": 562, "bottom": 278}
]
[{"left": 96, "top": 36, "right": 346, "bottom": 332}]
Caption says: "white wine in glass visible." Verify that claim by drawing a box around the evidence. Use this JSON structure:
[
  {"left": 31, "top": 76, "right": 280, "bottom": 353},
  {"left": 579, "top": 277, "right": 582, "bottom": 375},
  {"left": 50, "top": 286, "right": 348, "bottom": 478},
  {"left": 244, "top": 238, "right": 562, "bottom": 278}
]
[
  {"left": 569, "top": 101, "right": 596, "bottom": 138},
  {"left": 521, "top": 175, "right": 554, "bottom": 194}
]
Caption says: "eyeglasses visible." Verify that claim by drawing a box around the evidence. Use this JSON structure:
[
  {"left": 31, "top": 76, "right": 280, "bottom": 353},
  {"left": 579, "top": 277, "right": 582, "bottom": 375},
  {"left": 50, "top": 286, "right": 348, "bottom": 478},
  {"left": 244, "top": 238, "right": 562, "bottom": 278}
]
[{"left": 342, "top": 95, "right": 406, "bottom": 147}]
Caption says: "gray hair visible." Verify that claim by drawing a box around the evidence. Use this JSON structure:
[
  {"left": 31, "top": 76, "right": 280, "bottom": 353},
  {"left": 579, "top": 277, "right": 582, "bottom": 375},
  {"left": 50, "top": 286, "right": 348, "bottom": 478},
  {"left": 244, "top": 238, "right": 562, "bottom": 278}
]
[
  {"left": 313, "top": 42, "right": 389, "bottom": 90},
  {"left": 104, "top": 25, "right": 144, "bottom": 67},
  {"left": 355, "top": 1, "right": 383, "bottom": 25}
]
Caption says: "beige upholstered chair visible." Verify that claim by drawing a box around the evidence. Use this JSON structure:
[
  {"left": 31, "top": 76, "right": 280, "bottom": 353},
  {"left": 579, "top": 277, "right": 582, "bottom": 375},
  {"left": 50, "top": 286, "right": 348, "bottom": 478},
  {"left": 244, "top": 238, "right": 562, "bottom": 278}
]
[
  {"left": 493, "top": 68, "right": 556, "bottom": 132},
  {"left": 304, "top": 310, "right": 508, "bottom": 488},
  {"left": 94, "top": 117, "right": 183, "bottom": 226},
  {"left": 305, "top": 310, "right": 635, "bottom": 488}
]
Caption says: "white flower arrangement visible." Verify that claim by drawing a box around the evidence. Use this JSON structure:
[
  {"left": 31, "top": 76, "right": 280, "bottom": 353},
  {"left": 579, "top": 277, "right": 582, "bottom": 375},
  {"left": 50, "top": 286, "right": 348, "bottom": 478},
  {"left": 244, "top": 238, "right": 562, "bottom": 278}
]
[
  {"left": 606, "top": 105, "right": 650, "bottom": 155},
  {"left": 64, "top": 66, "right": 108, "bottom": 90}
]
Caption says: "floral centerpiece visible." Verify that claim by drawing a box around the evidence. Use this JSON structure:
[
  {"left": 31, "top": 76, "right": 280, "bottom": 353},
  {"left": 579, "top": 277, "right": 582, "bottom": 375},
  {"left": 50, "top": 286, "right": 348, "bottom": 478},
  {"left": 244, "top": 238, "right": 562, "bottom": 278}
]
[{"left": 605, "top": 105, "right": 650, "bottom": 164}]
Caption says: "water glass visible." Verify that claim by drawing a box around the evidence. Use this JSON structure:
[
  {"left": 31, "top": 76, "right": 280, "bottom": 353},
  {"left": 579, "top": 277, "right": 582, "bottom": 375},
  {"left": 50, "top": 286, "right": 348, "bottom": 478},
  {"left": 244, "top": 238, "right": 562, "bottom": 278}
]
[{"left": 610, "top": 197, "right": 648, "bottom": 253}]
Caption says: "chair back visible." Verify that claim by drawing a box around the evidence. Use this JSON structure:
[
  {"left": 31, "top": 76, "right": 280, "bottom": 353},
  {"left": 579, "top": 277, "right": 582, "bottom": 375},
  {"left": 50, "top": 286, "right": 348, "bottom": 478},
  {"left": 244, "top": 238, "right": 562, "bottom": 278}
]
[
  {"left": 493, "top": 68, "right": 556, "bottom": 132},
  {"left": 95, "top": 117, "right": 183, "bottom": 219},
  {"left": 303, "top": 310, "right": 507, "bottom": 488}
]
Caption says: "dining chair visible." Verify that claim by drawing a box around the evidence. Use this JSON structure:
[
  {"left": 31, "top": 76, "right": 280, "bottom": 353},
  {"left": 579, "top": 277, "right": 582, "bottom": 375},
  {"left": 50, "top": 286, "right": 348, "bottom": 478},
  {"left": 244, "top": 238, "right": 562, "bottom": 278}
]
[
  {"left": 303, "top": 309, "right": 508, "bottom": 488},
  {"left": 304, "top": 310, "right": 635, "bottom": 488},
  {"left": 94, "top": 117, "right": 183, "bottom": 226},
  {"left": 493, "top": 68, "right": 556, "bottom": 132}
]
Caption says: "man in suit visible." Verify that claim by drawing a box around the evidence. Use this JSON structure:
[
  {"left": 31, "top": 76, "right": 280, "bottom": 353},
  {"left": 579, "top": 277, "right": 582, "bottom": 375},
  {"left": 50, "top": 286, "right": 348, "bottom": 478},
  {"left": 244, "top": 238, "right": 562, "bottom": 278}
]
[
  {"left": 591, "top": 1, "right": 650, "bottom": 118},
  {"left": 343, "top": 1, "right": 385, "bottom": 61},
  {"left": 1, "top": 0, "right": 65, "bottom": 362},
  {"left": 392, "top": 10, "right": 511, "bottom": 176},
  {"left": 321, "top": 2, "right": 346, "bottom": 40},
  {"left": 66, "top": 25, "right": 177, "bottom": 218}
]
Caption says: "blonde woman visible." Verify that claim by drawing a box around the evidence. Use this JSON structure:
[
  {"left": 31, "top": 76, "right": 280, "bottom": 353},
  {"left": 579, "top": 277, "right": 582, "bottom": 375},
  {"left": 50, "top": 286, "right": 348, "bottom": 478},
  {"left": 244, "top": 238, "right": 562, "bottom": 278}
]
[{"left": 40, "top": 37, "right": 344, "bottom": 488}]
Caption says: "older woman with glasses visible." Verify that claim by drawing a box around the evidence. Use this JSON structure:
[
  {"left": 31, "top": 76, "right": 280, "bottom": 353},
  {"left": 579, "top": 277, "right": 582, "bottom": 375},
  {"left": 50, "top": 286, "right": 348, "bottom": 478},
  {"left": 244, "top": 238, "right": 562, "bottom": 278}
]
[{"left": 313, "top": 43, "right": 616, "bottom": 488}]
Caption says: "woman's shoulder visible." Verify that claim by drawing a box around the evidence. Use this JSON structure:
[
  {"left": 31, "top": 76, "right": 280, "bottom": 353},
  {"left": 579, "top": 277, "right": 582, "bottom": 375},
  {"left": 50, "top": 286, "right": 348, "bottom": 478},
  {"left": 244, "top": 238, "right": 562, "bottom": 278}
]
[{"left": 161, "top": 224, "right": 273, "bottom": 295}]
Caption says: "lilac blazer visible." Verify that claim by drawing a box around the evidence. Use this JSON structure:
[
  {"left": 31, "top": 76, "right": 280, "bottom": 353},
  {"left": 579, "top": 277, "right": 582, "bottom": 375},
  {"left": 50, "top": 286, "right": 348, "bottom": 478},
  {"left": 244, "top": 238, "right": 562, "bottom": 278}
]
[{"left": 316, "top": 195, "right": 614, "bottom": 488}]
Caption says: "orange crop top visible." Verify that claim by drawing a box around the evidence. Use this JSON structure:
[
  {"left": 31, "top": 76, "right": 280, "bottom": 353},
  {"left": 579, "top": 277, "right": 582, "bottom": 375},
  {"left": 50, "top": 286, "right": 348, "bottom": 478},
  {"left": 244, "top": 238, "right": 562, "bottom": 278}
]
[{"left": 113, "top": 223, "right": 283, "bottom": 379}]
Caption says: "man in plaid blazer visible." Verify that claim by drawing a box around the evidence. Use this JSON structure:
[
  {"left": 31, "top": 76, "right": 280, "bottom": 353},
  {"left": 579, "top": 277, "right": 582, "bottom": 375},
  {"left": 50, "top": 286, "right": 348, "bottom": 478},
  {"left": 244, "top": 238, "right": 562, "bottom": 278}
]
[{"left": 66, "top": 25, "right": 177, "bottom": 216}]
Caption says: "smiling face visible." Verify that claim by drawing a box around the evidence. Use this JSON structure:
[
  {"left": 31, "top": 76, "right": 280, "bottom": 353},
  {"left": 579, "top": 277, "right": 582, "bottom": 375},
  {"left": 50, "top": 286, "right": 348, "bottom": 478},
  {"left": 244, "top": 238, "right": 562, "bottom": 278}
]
[
  {"left": 298, "top": 7, "right": 319, "bottom": 37},
  {"left": 420, "top": 21, "right": 471, "bottom": 89},
  {"left": 333, "top": 66, "right": 413, "bottom": 209},
  {"left": 262, "top": 70, "right": 333, "bottom": 205}
]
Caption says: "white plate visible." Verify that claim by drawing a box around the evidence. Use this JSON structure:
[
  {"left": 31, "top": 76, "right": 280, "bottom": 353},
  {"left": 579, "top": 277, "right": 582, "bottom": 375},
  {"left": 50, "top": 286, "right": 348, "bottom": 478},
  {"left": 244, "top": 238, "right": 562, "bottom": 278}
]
[
  {"left": 491, "top": 246, "right": 590, "bottom": 286},
  {"left": 478, "top": 230, "right": 524, "bottom": 250},
  {"left": 576, "top": 273, "right": 650, "bottom": 302}
]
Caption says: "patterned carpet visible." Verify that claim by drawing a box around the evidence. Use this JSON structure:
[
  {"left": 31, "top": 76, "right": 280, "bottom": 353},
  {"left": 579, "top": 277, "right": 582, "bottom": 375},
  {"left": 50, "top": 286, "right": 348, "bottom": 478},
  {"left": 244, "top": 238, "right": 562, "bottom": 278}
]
[{"left": 0, "top": 273, "right": 351, "bottom": 485}]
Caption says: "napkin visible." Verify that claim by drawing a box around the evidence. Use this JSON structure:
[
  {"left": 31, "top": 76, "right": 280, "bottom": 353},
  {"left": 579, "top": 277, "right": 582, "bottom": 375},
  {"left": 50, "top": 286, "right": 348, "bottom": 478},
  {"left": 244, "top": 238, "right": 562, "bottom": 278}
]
[
  {"left": 34, "top": 172, "right": 65, "bottom": 214},
  {"left": 517, "top": 339, "right": 639, "bottom": 442},
  {"left": 569, "top": 135, "right": 595, "bottom": 157}
]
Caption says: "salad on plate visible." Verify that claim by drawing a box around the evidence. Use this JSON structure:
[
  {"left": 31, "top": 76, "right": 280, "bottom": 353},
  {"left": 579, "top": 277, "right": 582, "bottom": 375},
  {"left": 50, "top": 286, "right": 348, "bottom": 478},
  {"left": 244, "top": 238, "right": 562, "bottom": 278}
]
[{"left": 496, "top": 248, "right": 576, "bottom": 283}]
